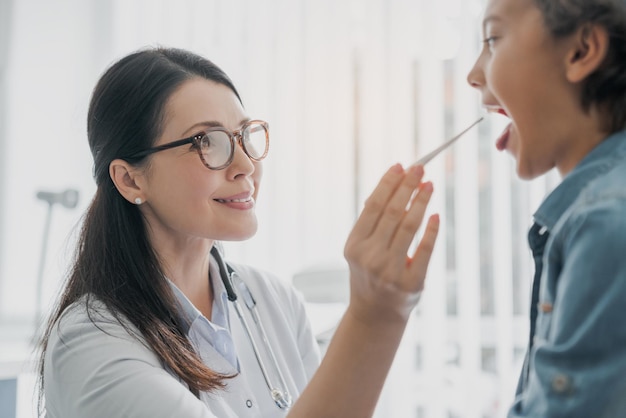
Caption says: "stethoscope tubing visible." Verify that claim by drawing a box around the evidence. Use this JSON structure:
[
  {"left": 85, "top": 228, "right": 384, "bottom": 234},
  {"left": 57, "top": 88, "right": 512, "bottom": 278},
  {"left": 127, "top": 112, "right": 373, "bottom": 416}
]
[
  {"left": 210, "top": 246, "right": 292, "bottom": 410},
  {"left": 248, "top": 302, "right": 292, "bottom": 408}
]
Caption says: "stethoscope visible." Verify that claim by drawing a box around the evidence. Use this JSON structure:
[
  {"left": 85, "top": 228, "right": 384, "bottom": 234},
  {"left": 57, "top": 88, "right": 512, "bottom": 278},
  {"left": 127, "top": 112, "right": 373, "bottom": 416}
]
[{"left": 210, "top": 246, "right": 293, "bottom": 410}]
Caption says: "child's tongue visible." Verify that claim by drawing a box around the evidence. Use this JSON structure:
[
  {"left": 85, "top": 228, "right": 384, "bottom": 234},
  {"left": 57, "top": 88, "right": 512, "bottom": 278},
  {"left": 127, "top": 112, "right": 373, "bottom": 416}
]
[{"left": 496, "top": 123, "right": 511, "bottom": 151}]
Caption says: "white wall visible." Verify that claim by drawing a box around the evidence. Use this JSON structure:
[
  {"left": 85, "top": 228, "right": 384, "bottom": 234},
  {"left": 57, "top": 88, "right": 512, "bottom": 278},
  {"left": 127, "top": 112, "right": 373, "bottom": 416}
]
[
  {"left": 0, "top": 0, "right": 472, "bottom": 319},
  {"left": 1, "top": 0, "right": 98, "bottom": 320},
  {"left": 0, "top": 1, "right": 559, "bottom": 417}
]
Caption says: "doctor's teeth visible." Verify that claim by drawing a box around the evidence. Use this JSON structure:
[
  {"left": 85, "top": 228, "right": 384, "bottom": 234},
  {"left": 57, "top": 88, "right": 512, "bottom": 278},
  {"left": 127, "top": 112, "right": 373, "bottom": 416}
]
[{"left": 217, "top": 198, "right": 248, "bottom": 203}]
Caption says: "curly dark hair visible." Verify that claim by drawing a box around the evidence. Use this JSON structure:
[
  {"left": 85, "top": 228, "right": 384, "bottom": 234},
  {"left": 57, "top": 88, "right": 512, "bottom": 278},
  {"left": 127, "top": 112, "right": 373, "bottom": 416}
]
[{"left": 534, "top": 0, "right": 626, "bottom": 132}]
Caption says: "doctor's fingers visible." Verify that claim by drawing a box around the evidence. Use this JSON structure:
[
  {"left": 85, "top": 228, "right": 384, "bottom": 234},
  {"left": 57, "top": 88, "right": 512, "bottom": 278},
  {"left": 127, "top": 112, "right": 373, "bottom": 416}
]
[
  {"left": 387, "top": 180, "right": 434, "bottom": 257},
  {"left": 348, "top": 164, "right": 425, "bottom": 246},
  {"left": 402, "top": 213, "right": 440, "bottom": 293},
  {"left": 371, "top": 165, "right": 426, "bottom": 248},
  {"left": 370, "top": 182, "right": 436, "bottom": 293}
]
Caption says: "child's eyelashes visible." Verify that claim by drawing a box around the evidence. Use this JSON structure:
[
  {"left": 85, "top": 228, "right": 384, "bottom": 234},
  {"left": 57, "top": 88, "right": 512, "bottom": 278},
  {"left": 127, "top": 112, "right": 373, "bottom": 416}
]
[{"left": 482, "top": 36, "right": 499, "bottom": 50}]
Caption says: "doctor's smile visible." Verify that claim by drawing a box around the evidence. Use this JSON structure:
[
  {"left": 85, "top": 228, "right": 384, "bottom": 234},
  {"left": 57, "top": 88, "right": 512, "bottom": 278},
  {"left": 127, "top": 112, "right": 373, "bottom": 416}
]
[{"left": 213, "top": 191, "right": 256, "bottom": 209}]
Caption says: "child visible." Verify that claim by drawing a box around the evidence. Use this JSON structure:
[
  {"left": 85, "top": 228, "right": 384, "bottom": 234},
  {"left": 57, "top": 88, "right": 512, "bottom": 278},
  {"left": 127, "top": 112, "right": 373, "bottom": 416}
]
[{"left": 467, "top": 0, "right": 626, "bottom": 416}]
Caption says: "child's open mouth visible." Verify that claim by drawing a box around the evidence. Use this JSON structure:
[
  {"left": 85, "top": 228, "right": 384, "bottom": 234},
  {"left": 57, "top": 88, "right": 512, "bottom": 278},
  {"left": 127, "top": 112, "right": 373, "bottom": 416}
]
[
  {"left": 496, "top": 123, "right": 511, "bottom": 151},
  {"left": 491, "top": 108, "right": 511, "bottom": 151}
]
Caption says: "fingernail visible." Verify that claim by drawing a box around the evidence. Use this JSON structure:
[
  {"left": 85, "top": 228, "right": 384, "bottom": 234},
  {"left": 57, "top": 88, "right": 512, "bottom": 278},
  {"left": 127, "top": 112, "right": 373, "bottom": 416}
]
[
  {"left": 422, "top": 181, "right": 433, "bottom": 192},
  {"left": 408, "top": 164, "right": 423, "bottom": 177},
  {"left": 390, "top": 163, "right": 403, "bottom": 173}
]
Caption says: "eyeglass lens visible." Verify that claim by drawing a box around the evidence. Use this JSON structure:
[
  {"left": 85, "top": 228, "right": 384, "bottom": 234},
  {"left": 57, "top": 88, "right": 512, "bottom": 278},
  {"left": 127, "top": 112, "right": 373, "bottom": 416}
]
[{"left": 200, "top": 123, "right": 268, "bottom": 168}]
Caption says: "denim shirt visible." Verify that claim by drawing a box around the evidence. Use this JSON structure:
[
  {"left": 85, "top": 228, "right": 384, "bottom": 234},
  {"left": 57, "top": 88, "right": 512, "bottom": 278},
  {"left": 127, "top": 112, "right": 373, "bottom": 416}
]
[{"left": 509, "top": 130, "right": 626, "bottom": 417}]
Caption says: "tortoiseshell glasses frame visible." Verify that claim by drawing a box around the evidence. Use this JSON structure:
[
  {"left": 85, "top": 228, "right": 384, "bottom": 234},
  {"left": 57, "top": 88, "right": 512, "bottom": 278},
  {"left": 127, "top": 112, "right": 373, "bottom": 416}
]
[{"left": 126, "top": 119, "right": 269, "bottom": 170}]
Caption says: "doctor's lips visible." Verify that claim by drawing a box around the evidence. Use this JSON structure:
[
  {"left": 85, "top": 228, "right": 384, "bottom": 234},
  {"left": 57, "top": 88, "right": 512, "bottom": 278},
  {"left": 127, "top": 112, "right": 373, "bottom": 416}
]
[
  {"left": 411, "top": 117, "right": 484, "bottom": 167},
  {"left": 214, "top": 191, "right": 255, "bottom": 204}
]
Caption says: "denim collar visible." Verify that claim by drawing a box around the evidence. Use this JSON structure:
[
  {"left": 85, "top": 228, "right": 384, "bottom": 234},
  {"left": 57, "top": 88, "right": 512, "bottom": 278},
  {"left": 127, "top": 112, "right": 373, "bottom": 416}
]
[{"left": 533, "top": 129, "right": 626, "bottom": 231}]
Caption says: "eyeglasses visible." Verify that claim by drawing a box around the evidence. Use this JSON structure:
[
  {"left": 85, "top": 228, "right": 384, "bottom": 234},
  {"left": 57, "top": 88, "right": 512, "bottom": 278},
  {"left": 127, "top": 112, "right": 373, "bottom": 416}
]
[{"left": 127, "top": 120, "right": 269, "bottom": 170}]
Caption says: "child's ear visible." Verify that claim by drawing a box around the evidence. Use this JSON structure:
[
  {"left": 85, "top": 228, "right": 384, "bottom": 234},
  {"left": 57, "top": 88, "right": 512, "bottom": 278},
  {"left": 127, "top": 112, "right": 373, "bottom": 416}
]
[{"left": 565, "top": 23, "right": 610, "bottom": 83}]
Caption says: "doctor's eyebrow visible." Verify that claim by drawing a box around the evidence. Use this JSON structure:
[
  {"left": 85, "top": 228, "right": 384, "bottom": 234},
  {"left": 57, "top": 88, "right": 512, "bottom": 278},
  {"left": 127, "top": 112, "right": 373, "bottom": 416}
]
[{"left": 181, "top": 118, "right": 251, "bottom": 136}]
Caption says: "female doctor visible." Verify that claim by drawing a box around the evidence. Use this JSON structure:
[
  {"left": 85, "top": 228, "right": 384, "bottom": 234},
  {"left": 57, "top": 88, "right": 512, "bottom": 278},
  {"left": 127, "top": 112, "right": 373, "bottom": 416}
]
[{"left": 37, "top": 46, "right": 440, "bottom": 417}]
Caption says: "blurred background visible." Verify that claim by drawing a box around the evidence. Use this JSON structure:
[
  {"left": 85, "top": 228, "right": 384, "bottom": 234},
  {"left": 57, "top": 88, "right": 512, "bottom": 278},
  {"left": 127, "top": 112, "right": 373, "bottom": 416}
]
[{"left": 0, "top": 0, "right": 560, "bottom": 417}]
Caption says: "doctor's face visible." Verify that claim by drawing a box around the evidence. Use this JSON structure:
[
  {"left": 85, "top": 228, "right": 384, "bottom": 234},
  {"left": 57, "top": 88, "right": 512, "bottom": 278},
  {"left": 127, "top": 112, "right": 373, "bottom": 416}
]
[{"left": 136, "top": 77, "right": 263, "bottom": 245}]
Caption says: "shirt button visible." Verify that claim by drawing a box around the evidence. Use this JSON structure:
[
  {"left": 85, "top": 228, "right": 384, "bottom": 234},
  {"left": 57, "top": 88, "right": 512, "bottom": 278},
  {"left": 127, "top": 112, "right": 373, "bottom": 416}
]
[
  {"left": 246, "top": 399, "right": 253, "bottom": 408},
  {"left": 552, "top": 374, "right": 572, "bottom": 394},
  {"left": 539, "top": 302, "right": 553, "bottom": 313}
]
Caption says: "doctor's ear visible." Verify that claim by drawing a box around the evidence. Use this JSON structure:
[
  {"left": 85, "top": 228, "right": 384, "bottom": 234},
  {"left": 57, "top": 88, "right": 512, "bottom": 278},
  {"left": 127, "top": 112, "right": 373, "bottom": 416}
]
[
  {"left": 565, "top": 23, "right": 609, "bottom": 83},
  {"left": 109, "top": 159, "right": 145, "bottom": 205}
]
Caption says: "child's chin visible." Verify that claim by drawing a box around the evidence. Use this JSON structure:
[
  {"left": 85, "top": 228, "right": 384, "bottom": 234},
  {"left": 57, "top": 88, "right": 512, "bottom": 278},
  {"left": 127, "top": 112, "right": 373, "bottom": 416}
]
[{"left": 515, "top": 160, "right": 547, "bottom": 181}]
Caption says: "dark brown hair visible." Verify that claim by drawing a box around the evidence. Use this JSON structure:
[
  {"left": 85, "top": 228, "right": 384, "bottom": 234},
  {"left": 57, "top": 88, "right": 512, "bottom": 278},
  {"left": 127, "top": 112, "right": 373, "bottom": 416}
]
[
  {"left": 534, "top": 0, "right": 626, "bottom": 132},
  {"left": 37, "top": 47, "right": 242, "bottom": 412}
]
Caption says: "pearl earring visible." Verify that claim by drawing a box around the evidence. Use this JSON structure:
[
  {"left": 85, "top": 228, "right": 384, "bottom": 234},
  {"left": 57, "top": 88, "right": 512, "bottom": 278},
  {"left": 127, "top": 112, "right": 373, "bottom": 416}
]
[{"left": 134, "top": 197, "right": 142, "bottom": 205}]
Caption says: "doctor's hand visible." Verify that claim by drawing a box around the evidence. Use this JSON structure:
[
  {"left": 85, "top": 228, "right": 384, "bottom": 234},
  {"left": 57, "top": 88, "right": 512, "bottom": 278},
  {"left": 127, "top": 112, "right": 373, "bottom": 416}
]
[
  {"left": 343, "top": 163, "right": 439, "bottom": 324},
  {"left": 289, "top": 164, "right": 439, "bottom": 418}
]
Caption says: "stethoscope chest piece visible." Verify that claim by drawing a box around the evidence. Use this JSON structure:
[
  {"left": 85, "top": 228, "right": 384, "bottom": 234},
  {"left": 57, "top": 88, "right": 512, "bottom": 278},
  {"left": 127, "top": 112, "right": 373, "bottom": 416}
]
[{"left": 271, "top": 388, "right": 292, "bottom": 410}]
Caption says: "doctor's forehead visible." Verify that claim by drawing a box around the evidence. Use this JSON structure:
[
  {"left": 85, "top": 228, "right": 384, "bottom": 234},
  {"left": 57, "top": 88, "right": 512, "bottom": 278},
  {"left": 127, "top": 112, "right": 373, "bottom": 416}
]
[{"left": 161, "top": 78, "right": 248, "bottom": 137}]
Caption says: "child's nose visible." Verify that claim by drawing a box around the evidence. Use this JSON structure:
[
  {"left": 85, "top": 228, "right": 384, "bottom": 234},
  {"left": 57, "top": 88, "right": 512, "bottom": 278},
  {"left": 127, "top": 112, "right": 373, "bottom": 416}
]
[{"left": 467, "top": 59, "right": 484, "bottom": 89}]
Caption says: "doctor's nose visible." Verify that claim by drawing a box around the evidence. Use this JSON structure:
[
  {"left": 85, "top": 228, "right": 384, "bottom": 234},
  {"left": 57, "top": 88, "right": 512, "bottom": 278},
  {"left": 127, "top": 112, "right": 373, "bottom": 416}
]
[{"left": 227, "top": 140, "right": 257, "bottom": 179}]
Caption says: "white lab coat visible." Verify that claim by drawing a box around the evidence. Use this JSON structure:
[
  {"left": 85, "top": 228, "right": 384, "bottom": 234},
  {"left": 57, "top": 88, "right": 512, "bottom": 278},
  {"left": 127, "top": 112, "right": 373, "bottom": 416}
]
[{"left": 44, "top": 262, "right": 321, "bottom": 418}]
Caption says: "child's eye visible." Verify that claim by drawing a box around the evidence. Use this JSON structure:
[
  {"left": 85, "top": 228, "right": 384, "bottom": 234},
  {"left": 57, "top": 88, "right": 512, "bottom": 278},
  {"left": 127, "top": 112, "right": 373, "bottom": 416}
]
[{"left": 482, "top": 36, "right": 498, "bottom": 50}]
